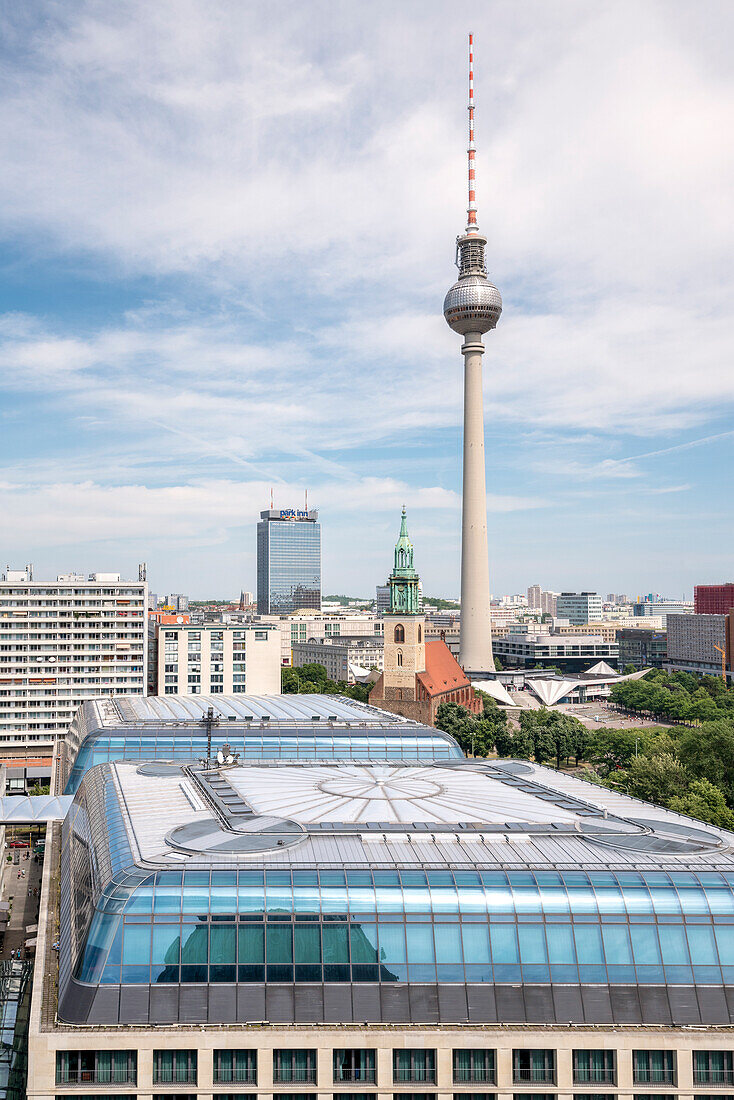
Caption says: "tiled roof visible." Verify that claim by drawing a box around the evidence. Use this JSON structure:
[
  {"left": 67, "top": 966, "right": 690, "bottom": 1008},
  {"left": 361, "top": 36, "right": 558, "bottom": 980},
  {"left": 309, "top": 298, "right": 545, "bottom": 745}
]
[{"left": 416, "top": 639, "right": 470, "bottom": 696}]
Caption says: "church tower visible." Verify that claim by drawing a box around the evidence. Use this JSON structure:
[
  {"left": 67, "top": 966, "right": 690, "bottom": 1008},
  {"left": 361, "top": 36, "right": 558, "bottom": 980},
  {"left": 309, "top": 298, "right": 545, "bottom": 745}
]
[{"left": 382, "top": 508, "right": 425, "bottom": 698}]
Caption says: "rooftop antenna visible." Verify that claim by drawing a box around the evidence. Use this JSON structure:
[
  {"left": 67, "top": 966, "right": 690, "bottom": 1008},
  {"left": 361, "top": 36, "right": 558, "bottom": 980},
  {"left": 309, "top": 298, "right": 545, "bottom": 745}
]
[
  {"left": 305, "top": 488, "right": 308, "bottom": 512},
  {"left": 270, "top": 486, "right": 274, "bottom": 510},
  {"left": 467, "top": 33, "right": 477, "bottom": 233}
]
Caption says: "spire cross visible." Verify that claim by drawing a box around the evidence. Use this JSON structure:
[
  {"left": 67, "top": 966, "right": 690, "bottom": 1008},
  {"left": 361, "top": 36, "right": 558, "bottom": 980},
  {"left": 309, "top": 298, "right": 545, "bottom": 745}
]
[{"left": 467, "top": 33, "right": 477, "bottom": 232}]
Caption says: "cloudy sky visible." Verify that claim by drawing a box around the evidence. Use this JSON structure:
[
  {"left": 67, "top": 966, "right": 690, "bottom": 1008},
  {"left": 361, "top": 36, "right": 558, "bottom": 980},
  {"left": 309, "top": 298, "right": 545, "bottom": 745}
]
[{"left": 0, "top": 0, "right": 732, "bottom": 600}]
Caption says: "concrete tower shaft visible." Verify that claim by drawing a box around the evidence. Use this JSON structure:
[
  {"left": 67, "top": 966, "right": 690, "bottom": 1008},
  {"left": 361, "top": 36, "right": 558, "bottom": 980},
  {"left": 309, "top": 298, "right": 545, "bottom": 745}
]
[{"left": 443, "top": 33, "right": 501, "bottom": 674}]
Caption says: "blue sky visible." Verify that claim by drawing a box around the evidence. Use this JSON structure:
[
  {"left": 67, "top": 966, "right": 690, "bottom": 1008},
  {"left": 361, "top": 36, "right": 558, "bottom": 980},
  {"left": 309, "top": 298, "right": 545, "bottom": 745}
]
[{"left": 0, "top": 0, "right": 732, "bottom": 600}]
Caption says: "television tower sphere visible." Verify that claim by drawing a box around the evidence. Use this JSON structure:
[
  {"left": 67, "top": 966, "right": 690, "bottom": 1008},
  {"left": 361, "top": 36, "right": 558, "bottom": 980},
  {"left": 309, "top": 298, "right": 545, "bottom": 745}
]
[{"left": 443, "top": 270, "right": 502, "bottom": 335}]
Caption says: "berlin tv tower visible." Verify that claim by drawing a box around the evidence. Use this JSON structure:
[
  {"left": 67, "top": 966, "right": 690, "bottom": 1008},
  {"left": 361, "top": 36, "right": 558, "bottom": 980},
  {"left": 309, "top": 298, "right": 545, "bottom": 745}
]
[{"left": 443, "top": 33, "right": 502, "bottom": 675}]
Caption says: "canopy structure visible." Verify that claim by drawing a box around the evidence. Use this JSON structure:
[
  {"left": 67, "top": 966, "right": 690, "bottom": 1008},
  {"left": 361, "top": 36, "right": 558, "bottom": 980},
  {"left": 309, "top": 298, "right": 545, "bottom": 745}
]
[
  {"left": 526, "top": 667, "right": 650, "bottom": 708},
  {"left": 586, "top": 660, "right": 619, "bottom": 676},
  {"left": 470, "top": 678, "right": 515, "bottom": 706},
  {"left": 0, "top": 795, "right": 73, "bottom": 823}
]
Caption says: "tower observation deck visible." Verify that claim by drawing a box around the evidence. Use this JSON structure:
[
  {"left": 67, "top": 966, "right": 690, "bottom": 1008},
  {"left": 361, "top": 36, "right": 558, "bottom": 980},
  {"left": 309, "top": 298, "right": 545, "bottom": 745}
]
[{"left": 443, "top": 34, "right": 502, "bottom": 674}]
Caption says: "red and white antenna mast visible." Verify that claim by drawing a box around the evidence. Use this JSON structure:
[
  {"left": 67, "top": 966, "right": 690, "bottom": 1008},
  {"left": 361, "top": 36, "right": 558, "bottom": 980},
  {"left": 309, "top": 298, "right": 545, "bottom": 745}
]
[{"left": 467, "top": 33, "right": 478, "bottom": 233}]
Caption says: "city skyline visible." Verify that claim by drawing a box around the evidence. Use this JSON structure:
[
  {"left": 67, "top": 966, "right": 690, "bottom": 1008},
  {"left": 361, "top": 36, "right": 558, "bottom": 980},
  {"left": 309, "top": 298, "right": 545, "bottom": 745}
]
[{"left": 0, "top": 1, "right": 732, "bottom": 599}]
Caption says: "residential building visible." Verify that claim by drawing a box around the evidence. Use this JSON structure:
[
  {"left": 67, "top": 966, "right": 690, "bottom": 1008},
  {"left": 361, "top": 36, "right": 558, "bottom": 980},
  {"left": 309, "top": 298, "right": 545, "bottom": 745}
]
[
  {"left": 149, "top": 622, "right": 281, "bottom": 697},
  {"left": 0, "top": 568, "right": 146, "bottom": 772},
  {"left": 256, "top": 508, "right": 321, "bottom": 614},
  {"left": 695, "top": 582, "right": 734, "bottom": 615},
  {"left": 618, "top": 627, "right": 668, "bottom": 669},
  {"left": 527, "top": 585, "right": 558, "bottom": 615},
  {"left": 292, "top": 635, "right": 384, "bottom": 682},
  {"left": 166, "top": 592, "right": 189, "bottom": 612},
  {"left": 556, "top": 591, "right": 603, "bottom": 625},
  {"left": 493, "top": 630, "right": 618, "bottom": 671},
  {"left": 666, "top": 613, "right": 729, "bottom": 680}
]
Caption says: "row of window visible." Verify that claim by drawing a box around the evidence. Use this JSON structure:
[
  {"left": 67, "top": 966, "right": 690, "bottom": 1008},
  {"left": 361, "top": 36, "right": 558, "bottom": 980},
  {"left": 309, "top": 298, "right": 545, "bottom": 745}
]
[
  {"left": 50, "top": 1091, "right": 734, "bottom": 1100},
  {"left": 54, "top": 1049, "right": 734, "bottom": 1088}
]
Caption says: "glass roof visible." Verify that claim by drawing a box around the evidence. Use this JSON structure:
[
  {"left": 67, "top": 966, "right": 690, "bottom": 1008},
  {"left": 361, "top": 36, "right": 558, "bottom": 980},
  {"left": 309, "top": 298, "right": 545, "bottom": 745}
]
[
  {"left": 73, "top": 867, "right": 734, "bottom": 988},
  {"left": 64, "top": 730, "right": 462, "bottom": 794}
]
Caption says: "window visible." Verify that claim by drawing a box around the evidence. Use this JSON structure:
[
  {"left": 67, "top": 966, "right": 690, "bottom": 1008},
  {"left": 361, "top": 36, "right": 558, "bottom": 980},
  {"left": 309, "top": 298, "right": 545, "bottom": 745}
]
[
  {"left": 336, "top": 1095, "right": 376, "bottom": 1100},
  {"left": 418, "top": 625, "right": 422, "bottom": 642},
  {"left": 394, "top": 624, "right": 405, "bottom": 643},
  {"left": 454, "top": 1095, "right": 495, "bottom": 1100},
  {"left": 397, "top": 651, "right": 403, "bottom": 667},
  {"left": 393, "top": 1050, "right": 436, "bottom": 1084},
  {"left": 394, "top": 1095, "right": 436, "bottom": 1100},
  {"left": 55, "top": 1052, "right": 137, "bottom": 1086},
  {"left": 573, "top": 1096, "right": 616, "bottom": 1100},
  {"left": 513, "top": 1051, "right": 556, "bottom": 1085},
  {"left": 453, "top": 1051, "right": 496, "bottom": 1084},
  {"left": 694, "top": 1053, "right": 734, "bottom": 1086},
  {"left": 274, "top": 1050, "right": 317, "bottom": 1085},
  {"left": 633, "top": 1052, "right": 675, "bottom": 1086},
  {"left": 334, "top": 1050, "right": 376, "bottom": 1084},
  {"left": 214, "top": 1051, "right": 257, "bottom": 1085},
  {"left": 153, "top": 1051, "right": 197, "bottom": 1085},
  {"left": 573, "top": 1052, "right": 616, "bottom": 1085}
]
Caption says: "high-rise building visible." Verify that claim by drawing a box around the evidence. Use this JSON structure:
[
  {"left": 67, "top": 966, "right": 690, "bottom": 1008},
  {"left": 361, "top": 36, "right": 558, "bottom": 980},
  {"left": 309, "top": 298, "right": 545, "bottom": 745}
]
[
  {"left": 0, "top": 567, "right": 147, "bottom": 763},
  {"left": 618, "top": 627, "right": 668, "bottom": 669},
  {"left": 443, "top": 36, "right": 502, "bottom": 674},
  {"left": 666, "top": 613, "right": 729, "bottom": 680},
  {"left": 527, "top": 584, "right": 542, "bottom": 608},
  {"left": 556, "top": 591, "right": 603, "bottom": 625},
  {"left": 633, "top": 599, "right": 693, "bottom": 626},
  {"left": 695, "top": 583, "right": 734, "bottom": 615},
  {"left": 375, "top": 583, "right": 390, "bottom": 614},
  {"left": 256, "top": 508, "right": 321, "bottom": 614}
]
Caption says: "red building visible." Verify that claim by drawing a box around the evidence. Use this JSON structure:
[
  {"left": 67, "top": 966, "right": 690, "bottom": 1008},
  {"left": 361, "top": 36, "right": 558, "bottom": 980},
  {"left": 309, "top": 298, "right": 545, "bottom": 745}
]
[{"left": 694, "top": 583, "right": 734, "bottom": 615}]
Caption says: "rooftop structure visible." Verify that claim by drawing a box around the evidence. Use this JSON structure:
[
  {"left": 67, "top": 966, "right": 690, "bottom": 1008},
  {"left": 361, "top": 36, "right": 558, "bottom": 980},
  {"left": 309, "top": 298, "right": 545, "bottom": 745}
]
[
  {"left": 52, "top": 753, "right": 734, "bottom": 1027},
  {"left": 443, "top": 36, "right": 501, "bottom": 674},
  {"left": 61, "top": 693, "right": 463, "bottom": 794}
]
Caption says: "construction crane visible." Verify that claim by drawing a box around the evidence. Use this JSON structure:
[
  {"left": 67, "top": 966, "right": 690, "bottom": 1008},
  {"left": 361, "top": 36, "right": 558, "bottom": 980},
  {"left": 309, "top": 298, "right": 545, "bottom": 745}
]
[{"left": 713, "top": 644, "right": 727, "bottom": 684}]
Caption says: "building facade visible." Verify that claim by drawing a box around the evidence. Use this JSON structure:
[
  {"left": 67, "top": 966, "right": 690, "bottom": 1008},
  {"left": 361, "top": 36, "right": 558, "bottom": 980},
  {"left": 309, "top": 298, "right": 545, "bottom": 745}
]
[
  {"left": 150, "top": 623, "right": 281, "bottom": 696},
  {"left": 666, "top": 613, "right": 729, "bottom": 680},
  {"left": 27, "top": 751, "right": 734, "bottom": 1097},
  {"left": 618, "top": 627, "right": 668, "bottom": 669},
  {"left": 695, "top": 582, "right": 734, "bottom": 615},
  {"left": 555, "top": 592, "right": 603, "bottom": 625},
  {"left": 633, "top": 600, "right": 693, "bottom": 626},
  {"left": 257, "top": 509, "right": 321, "bottom": 615},
  {"left": 493, "top": 631, "right": 618, "bottom": 671},
  {"left": 0, "top": 568, "right": 146, "bottom": 760},
  {"left": 292, "top": 636, "right": 384, "bottom": 683}
]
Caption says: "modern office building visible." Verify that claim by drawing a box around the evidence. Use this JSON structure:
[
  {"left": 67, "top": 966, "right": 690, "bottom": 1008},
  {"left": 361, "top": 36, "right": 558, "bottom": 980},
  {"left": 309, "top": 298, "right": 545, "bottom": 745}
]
[
  {"left": 149, "top": 622, "right": 281, "bottom": 696},
  {"left": 556, "top": 592, "right": 603, "bottom": 626},
  {"left": 493, "top": 630, "right": 618, "bottom": 671},
  {"left": 60, "top": 693, "right": 464, "bottom": 795},
  {"left": 666, "top": 613, "right": 729, "bottom": 680},
  {"left": 292, "top": 635, "right": 384, "bottom": 683},
  {"left": 375, "top": 584, "right": 390, "bottom": 614},
  {"left": 0, "top": 568, "right": 146, "bottom": 760},
  {"left": 257, "top": 509, "right": 321, "bottom": 615},
  {"left": 695, "top": 583, "right": 734, "bottom": 615},
  {"left": 618, "top": 627, "right": 668, "bottom": 669},
  {"left": 633, "top": 599, "right": 693, "bottom": 626},
  {"left": 27, "top": 750, "right": 734, "bottom": 1095}
]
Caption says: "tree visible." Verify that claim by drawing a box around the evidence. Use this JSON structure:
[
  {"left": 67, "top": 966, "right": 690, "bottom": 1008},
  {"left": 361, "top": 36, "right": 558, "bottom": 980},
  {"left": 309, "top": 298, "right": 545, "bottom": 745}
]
[
  {"left": 587, "top": 728, "right": 649, "bottom": 776},
  {"left": 622, "top": 664, "right": 637, "bottom": 675},
  {"left": 493, "top": 724, "right": 533, "bottom": 760},
  {"left": 678, "top": 720, "right": 734, "bottom": 800},
  {"left": 669, "top": 779, "right": 734, "bottom": 830},
  {"left": 620, "top": 752, "right": 689, "bottom": 805},
  {"left": 494, "top": 657, "right": 503, "bottom": 671}
]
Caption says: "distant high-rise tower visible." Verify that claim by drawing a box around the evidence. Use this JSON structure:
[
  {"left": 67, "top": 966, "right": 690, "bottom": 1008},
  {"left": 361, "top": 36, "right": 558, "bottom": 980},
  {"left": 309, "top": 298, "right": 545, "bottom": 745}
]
[{"left": 443, "top": 34, "right": 502, "bottom": 674}]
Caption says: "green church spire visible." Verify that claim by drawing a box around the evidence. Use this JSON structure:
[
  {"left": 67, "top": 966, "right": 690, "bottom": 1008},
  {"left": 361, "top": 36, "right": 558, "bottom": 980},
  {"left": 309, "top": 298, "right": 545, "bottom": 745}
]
[{"left": 388, "top": 507, "right": 421, "bottom": 615}]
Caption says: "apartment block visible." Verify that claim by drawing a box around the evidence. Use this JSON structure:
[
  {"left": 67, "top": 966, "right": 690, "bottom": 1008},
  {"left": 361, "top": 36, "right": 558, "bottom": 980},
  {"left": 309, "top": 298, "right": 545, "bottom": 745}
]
[
  {"left": 0, "top": 567, "right": 146, "bottom": 759},
  {"left": 152, "top": 622, "right": 282, "bottom": 695}
]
